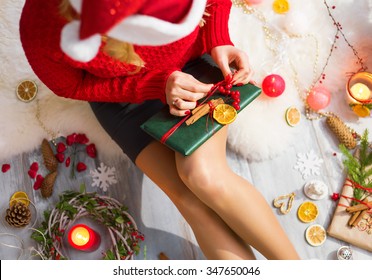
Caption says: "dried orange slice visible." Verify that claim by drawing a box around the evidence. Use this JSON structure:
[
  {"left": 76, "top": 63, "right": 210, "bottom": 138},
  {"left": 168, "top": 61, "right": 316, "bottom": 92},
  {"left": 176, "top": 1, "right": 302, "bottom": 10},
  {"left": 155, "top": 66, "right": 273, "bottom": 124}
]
[
  {"left": 297, "top": 201, "right": 318, "bottom": 223},
  {"left": 352, "top": 104, "right": 370, "bottom": 118},
  {"left": 273, "top": 0, "right": 290, "bottom": 14},
  {"left": 9, "top": 191, "right": 30, "bottom": 207},
  {"left": 285, "top": 106, "right": 301, "bottom": 127},
  {"left": 213, "top": 104, "right": 237, "bottom": 125},
  {"left": 305, "top": 224, "right": 327, "bottom": 246},
  {"left": 16, "top": 80, "right": 38, "bottom": 102}
]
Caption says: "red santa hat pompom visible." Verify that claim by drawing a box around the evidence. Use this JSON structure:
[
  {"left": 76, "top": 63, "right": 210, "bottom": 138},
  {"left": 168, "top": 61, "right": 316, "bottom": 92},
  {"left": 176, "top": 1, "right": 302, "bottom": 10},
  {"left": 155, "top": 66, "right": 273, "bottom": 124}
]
[{"left": 61, "top": 0, "right": 207, "bottom": 62}]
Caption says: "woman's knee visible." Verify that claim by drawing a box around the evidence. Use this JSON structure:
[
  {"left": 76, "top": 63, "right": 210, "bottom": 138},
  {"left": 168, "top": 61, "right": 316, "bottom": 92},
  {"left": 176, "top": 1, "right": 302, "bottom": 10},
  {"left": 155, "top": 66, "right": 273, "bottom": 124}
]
[{"left": 176, "top": 158, "right": 229, "bottom": 202}]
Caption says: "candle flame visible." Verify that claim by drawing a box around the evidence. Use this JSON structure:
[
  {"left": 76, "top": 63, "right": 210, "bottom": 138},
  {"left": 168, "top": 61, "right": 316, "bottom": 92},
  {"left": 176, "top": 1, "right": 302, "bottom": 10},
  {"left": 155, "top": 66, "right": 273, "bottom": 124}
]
[{"left": 71, "top": 227, "right": 90, "bottom": 246}]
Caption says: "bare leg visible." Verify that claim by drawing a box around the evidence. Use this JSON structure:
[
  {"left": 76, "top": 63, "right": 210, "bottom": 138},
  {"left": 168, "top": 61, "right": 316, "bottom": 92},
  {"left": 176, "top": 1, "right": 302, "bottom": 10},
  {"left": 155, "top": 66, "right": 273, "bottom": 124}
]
[
  {"left": 175, "top": 126, "right": 300, "bottom": 260},
  {"left": 136, "top": 141, "right": 255, "bottom": 260}
]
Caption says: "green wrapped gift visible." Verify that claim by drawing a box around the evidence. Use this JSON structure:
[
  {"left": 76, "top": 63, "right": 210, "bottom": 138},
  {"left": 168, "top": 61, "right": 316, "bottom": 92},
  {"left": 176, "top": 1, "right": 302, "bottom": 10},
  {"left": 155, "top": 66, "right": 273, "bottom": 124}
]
[{"left": 140, "top": 83, "right": 261, "bottom": 156}]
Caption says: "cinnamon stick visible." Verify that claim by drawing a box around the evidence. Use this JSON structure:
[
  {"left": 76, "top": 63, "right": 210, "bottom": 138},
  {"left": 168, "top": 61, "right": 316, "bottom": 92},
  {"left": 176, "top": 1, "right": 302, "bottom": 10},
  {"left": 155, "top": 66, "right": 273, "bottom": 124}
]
[
  {"left": 348, "top": 211, "right": 361, "bottom": 226},
  {"left": 351, "top": 209, "right": 368, "bottom": 227},
  {"left": 346, "top": 203, "right": 369, "bottom": 213},
  {"left": 186, "top": 98, "right": 224, "bottom": 126}
]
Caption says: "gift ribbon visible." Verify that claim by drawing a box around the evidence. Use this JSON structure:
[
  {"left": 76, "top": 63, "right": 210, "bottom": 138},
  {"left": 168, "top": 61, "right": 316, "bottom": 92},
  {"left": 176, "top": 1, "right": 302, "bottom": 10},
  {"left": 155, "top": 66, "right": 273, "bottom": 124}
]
[
  {"left": 337, "top": 179, "right": 372, "bottom": 212},
  {"left": 160, "top": 79, "right": 228, "bottom": 144}
]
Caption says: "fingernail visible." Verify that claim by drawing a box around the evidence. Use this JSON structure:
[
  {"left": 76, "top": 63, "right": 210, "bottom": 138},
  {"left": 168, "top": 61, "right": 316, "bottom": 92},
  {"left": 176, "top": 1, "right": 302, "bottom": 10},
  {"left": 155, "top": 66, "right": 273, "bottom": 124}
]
[
  {"left": 236, "top": 83, "right": 244, "bottom": 87},
  {"left": 185, "top": 110, "right": 191, "bottom": 115}
]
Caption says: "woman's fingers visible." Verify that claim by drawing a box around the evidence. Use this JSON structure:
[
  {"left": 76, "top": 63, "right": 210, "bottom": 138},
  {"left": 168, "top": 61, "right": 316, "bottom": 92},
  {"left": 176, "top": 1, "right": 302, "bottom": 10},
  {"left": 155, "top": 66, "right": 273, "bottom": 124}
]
[
  {"left": 166, "top": 72, "right": 213, "bottom": 116},
  {"left": 232, "top": 68, "right": 254, "bottom": 85}
]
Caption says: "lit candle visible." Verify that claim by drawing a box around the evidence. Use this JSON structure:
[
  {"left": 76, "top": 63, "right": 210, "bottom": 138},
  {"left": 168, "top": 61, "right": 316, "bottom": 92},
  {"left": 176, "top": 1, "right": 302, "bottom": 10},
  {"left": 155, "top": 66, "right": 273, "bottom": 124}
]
[
  {"left": 350, "top": 83, "right": 371, "bottom": 101},
  {"left": 68, "top": 224, "right": 101, "bottom": 252},
  {"left": 346, "top": 72, "right": 372, "bottom": 117}
]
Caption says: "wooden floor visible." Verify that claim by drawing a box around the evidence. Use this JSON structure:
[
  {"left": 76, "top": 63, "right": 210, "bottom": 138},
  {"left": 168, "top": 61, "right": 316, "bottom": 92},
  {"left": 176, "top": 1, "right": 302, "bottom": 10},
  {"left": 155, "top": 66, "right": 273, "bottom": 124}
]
[{"left": 0, "top": 115, "right": 371, "bottom": 260}]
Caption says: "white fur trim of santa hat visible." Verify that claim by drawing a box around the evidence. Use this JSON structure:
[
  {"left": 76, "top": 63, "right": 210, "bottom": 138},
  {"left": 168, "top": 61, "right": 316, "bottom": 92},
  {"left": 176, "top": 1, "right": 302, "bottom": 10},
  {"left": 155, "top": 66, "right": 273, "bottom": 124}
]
[{"left": 60, "top": 0, "right": 207, "bottom": 62}]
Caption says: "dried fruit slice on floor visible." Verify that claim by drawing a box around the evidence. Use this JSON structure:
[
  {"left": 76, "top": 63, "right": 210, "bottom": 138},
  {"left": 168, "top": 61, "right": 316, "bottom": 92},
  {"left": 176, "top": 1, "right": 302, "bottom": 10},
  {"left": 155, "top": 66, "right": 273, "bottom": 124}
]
[
  {"left": 16, "top": 80, "right": 38, "bottom": 102},
  {"left": 297, "top": 201, "right": 318, "bottom": 223},
  {"left": 212, "top": 104, "right": 237, "bottom": 125},
  {"left": 9, "top": 191, "right": 30, "bottom": 207},
  {"left": 305, "top": 224, "right": 326, "bottom": 246},
  {"left": 285, "top": 106, "right": 301, "bottom": 127}
]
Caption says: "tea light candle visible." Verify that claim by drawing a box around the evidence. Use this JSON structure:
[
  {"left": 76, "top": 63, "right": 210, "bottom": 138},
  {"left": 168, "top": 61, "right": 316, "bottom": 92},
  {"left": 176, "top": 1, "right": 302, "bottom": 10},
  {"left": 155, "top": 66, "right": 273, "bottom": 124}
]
[
  {"left": 347, "top": 72, "right": 372, "bottom": 104},
  {"left": 68, "top": 224, "right": 101, "bottom": 252},
  {"left": 350, "top": 83, "right": 371, "bottom": 101}
]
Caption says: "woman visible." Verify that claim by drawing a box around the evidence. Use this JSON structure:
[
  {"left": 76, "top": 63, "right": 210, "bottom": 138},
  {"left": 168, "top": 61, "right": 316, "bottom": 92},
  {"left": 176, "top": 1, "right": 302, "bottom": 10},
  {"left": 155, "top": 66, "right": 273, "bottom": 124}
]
[{"left": 20, "top": 0, "right": 299, "bottom": 259}]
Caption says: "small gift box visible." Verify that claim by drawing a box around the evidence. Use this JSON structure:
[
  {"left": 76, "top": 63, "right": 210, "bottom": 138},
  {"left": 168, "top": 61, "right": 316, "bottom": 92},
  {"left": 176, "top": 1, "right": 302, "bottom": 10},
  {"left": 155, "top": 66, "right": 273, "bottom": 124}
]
[
  {"left": 327, "top": 179, "right": 372, "bottom": 252},
  {"left": 141, "top": 83, "right": 261, "bottom": 156}
]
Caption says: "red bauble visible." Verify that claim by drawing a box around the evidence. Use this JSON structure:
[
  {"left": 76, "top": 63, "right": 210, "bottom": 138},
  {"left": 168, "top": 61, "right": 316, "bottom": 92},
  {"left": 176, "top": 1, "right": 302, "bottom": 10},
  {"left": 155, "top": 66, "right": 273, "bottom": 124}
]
[
  {"left": 306, "top": 86, "right": 331, "bottom": 111},
  {"left": 262, "top": 74, "right": 286, "bottom": 97}
]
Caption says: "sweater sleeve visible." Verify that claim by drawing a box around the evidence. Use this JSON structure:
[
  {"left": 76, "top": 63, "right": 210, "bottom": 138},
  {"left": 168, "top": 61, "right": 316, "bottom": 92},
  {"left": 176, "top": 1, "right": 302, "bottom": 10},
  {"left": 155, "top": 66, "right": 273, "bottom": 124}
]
[
  {"left": 200, "top": 0, "right": 234, "bottom": 53},
  {"left": 19, "top": 0, "right": 174, "bottom": 104},
  {"left": 23, "top": 48, "right": 173, "bottom": 104}
]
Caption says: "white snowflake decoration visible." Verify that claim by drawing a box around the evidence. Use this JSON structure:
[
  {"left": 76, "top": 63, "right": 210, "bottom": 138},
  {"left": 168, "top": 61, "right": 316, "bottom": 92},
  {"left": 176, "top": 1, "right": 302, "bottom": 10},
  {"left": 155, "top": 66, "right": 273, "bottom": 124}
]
[
  {"left": 90, "top": 162, "right": 118, "bottom": 191},
  {"left": 294, "top": 150, "right": 324, "bottom": 179}
]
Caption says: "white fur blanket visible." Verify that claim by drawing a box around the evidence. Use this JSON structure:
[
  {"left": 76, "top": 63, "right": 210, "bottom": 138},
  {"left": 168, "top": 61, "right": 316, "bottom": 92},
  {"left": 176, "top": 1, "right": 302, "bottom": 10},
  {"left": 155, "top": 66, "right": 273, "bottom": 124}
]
[{"left": 1, "top": 0, "right": 371, "bottom": 162}]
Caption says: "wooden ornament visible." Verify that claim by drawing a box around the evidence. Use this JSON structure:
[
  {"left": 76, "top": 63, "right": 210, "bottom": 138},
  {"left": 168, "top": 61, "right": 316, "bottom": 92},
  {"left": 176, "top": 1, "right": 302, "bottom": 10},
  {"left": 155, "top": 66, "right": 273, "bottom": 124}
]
[
  {"left": 40, "top": 171, "right": 57, "bottom": 198},
  {"left": 273, "top": 192, "right": 296, "bottom": 214},
  {"left": 41, "top": 139, "right": 58, "bottom": 172}
]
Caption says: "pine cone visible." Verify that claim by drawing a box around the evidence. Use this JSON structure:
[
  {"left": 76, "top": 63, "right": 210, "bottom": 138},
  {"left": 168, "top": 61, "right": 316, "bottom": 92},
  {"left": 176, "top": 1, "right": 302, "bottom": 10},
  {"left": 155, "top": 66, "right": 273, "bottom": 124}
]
[
  {"left": 5, "top": 201, "right": 31, "bottom": 228},
  {"left": 41, "top": 139, "right": 58, "bottom": 172},
  {"left": 41, "top": 171, "right": 57, "bottom": 198},
  {"left": 326, "top": 116, "right": 357, "bottom": 149}
]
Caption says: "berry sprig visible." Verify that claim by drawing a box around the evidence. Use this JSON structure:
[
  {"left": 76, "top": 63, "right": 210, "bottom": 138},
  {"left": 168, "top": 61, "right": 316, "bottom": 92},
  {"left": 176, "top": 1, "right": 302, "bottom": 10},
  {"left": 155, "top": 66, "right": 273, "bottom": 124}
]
[
  {"left": 216, "top": 74, "right": 241, "bottom": 110},
  {"left": 55, "top": 133, "right": 97, "bottom": 179}
]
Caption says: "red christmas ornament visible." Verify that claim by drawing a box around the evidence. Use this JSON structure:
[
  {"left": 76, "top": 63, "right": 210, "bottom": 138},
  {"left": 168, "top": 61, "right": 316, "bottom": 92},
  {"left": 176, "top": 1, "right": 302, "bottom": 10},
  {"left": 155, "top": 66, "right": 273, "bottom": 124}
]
[
  {"left": 262, "top": 74, "right": 286, "bottom": 97},
  {"left": 306, "top": 85, "right": 331, "bottom": 111}
]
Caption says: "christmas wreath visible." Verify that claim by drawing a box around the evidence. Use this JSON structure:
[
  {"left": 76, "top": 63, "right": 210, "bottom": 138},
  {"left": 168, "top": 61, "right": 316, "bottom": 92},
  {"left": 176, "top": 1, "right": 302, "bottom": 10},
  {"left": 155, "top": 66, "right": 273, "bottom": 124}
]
[{"left": 31, "top": 188, "right": 144, "bottom": 260}]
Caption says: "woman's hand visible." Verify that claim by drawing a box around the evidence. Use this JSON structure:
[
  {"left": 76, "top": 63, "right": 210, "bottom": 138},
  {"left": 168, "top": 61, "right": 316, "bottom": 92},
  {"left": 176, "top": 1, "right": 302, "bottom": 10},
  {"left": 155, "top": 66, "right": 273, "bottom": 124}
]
[
  {"left": 166, "top": 71, "right": 213, "bottom": 116},
  {"left": 211, "top": 45, "right": 254, "bottom": 85}
]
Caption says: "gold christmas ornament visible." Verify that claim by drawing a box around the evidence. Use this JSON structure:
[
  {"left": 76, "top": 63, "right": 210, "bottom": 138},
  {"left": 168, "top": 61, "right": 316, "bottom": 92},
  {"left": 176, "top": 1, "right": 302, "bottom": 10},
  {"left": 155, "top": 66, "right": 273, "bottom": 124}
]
[
  {"left": 326, "top": 115, "right": 357, "bottom": 149},
  {"left": 40, "top": 171, "right": 57, "bottom": 198},
  {"left": 41, "top": 138, "right": 58, "bottom": 172},
  {"left": 5, "top": 201, "right": 32, "bottom": 228}
]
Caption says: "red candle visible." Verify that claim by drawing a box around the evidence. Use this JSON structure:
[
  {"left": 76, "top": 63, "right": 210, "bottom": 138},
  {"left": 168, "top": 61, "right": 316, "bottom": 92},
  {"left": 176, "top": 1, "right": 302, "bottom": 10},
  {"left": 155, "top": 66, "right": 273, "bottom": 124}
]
[{"left": 68, "top": 224, "right": 101, "bottom": 252}]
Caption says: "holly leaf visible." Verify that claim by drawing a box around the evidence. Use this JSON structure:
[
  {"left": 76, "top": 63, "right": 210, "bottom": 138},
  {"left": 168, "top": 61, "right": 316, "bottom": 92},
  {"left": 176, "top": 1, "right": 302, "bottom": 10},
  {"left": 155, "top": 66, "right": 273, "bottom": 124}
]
[{"left": 115, "top": 216, "right": 124, "bottom": 224}]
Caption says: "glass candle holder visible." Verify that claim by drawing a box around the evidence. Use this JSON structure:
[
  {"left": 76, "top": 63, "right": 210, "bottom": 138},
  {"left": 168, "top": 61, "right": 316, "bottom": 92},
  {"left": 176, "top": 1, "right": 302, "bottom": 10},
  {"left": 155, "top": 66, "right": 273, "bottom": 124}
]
[{"left": 346, "top": 71, "right": 372, "bottom": 117}]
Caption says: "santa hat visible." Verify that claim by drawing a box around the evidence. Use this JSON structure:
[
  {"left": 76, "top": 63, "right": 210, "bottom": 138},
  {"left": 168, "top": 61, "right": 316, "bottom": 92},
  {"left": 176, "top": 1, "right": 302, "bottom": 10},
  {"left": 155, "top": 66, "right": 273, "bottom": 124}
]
[{"left": 61, "top": 0, "right": 207, "bottom": 62}]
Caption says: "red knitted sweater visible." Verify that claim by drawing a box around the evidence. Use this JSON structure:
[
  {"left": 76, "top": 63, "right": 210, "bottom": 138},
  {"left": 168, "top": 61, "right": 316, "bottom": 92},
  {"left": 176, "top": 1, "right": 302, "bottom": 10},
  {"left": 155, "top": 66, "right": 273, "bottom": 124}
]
[{"left": 20, "top": 0, "right": 233, "bottom": 104}]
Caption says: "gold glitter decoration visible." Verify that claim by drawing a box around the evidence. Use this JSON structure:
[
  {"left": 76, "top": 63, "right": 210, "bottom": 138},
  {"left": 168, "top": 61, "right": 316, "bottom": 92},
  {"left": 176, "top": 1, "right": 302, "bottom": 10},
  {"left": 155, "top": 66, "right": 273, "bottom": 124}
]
[{"left": 273, "top": 192, "right": 296, "bottom": 214}]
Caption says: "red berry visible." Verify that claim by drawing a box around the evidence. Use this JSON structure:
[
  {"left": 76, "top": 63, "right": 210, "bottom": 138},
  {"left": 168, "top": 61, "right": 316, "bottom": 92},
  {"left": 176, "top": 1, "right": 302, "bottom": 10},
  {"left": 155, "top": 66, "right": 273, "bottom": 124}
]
[
  {"left": 28, "top": 169, "right": 37, "bottom": 179},
  {"left": 33, "top": 175, "right": 44, "bottom": 190},
  {"left": 55, "top": 153, "right": 65, "bottom": 163},
  {"left": 1, "top": 164, "right": 10, "bottom": 173},
  {"left": 234, "top": 98, "right": 241, "bottom": 103},
  {"left": 234, "top": 105, "right": 240, "bottom": 110},
  {"left": 65, "top": 157, "right": 71, "bottom": 167},
  {"left": 225, "top": 74, "right": 233, "bottom": 83},
  {"left": 56, "top": 142, "right": 66, "bottom": 153},
  {"left": 76, "top": 162, "right": 87, "bottom": 172},
  {"left": 225, "top": 83, "right": 232, "bottom": 90},
  {"left": 30, "top": 162, "right": 39, "bottom": 172}
]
